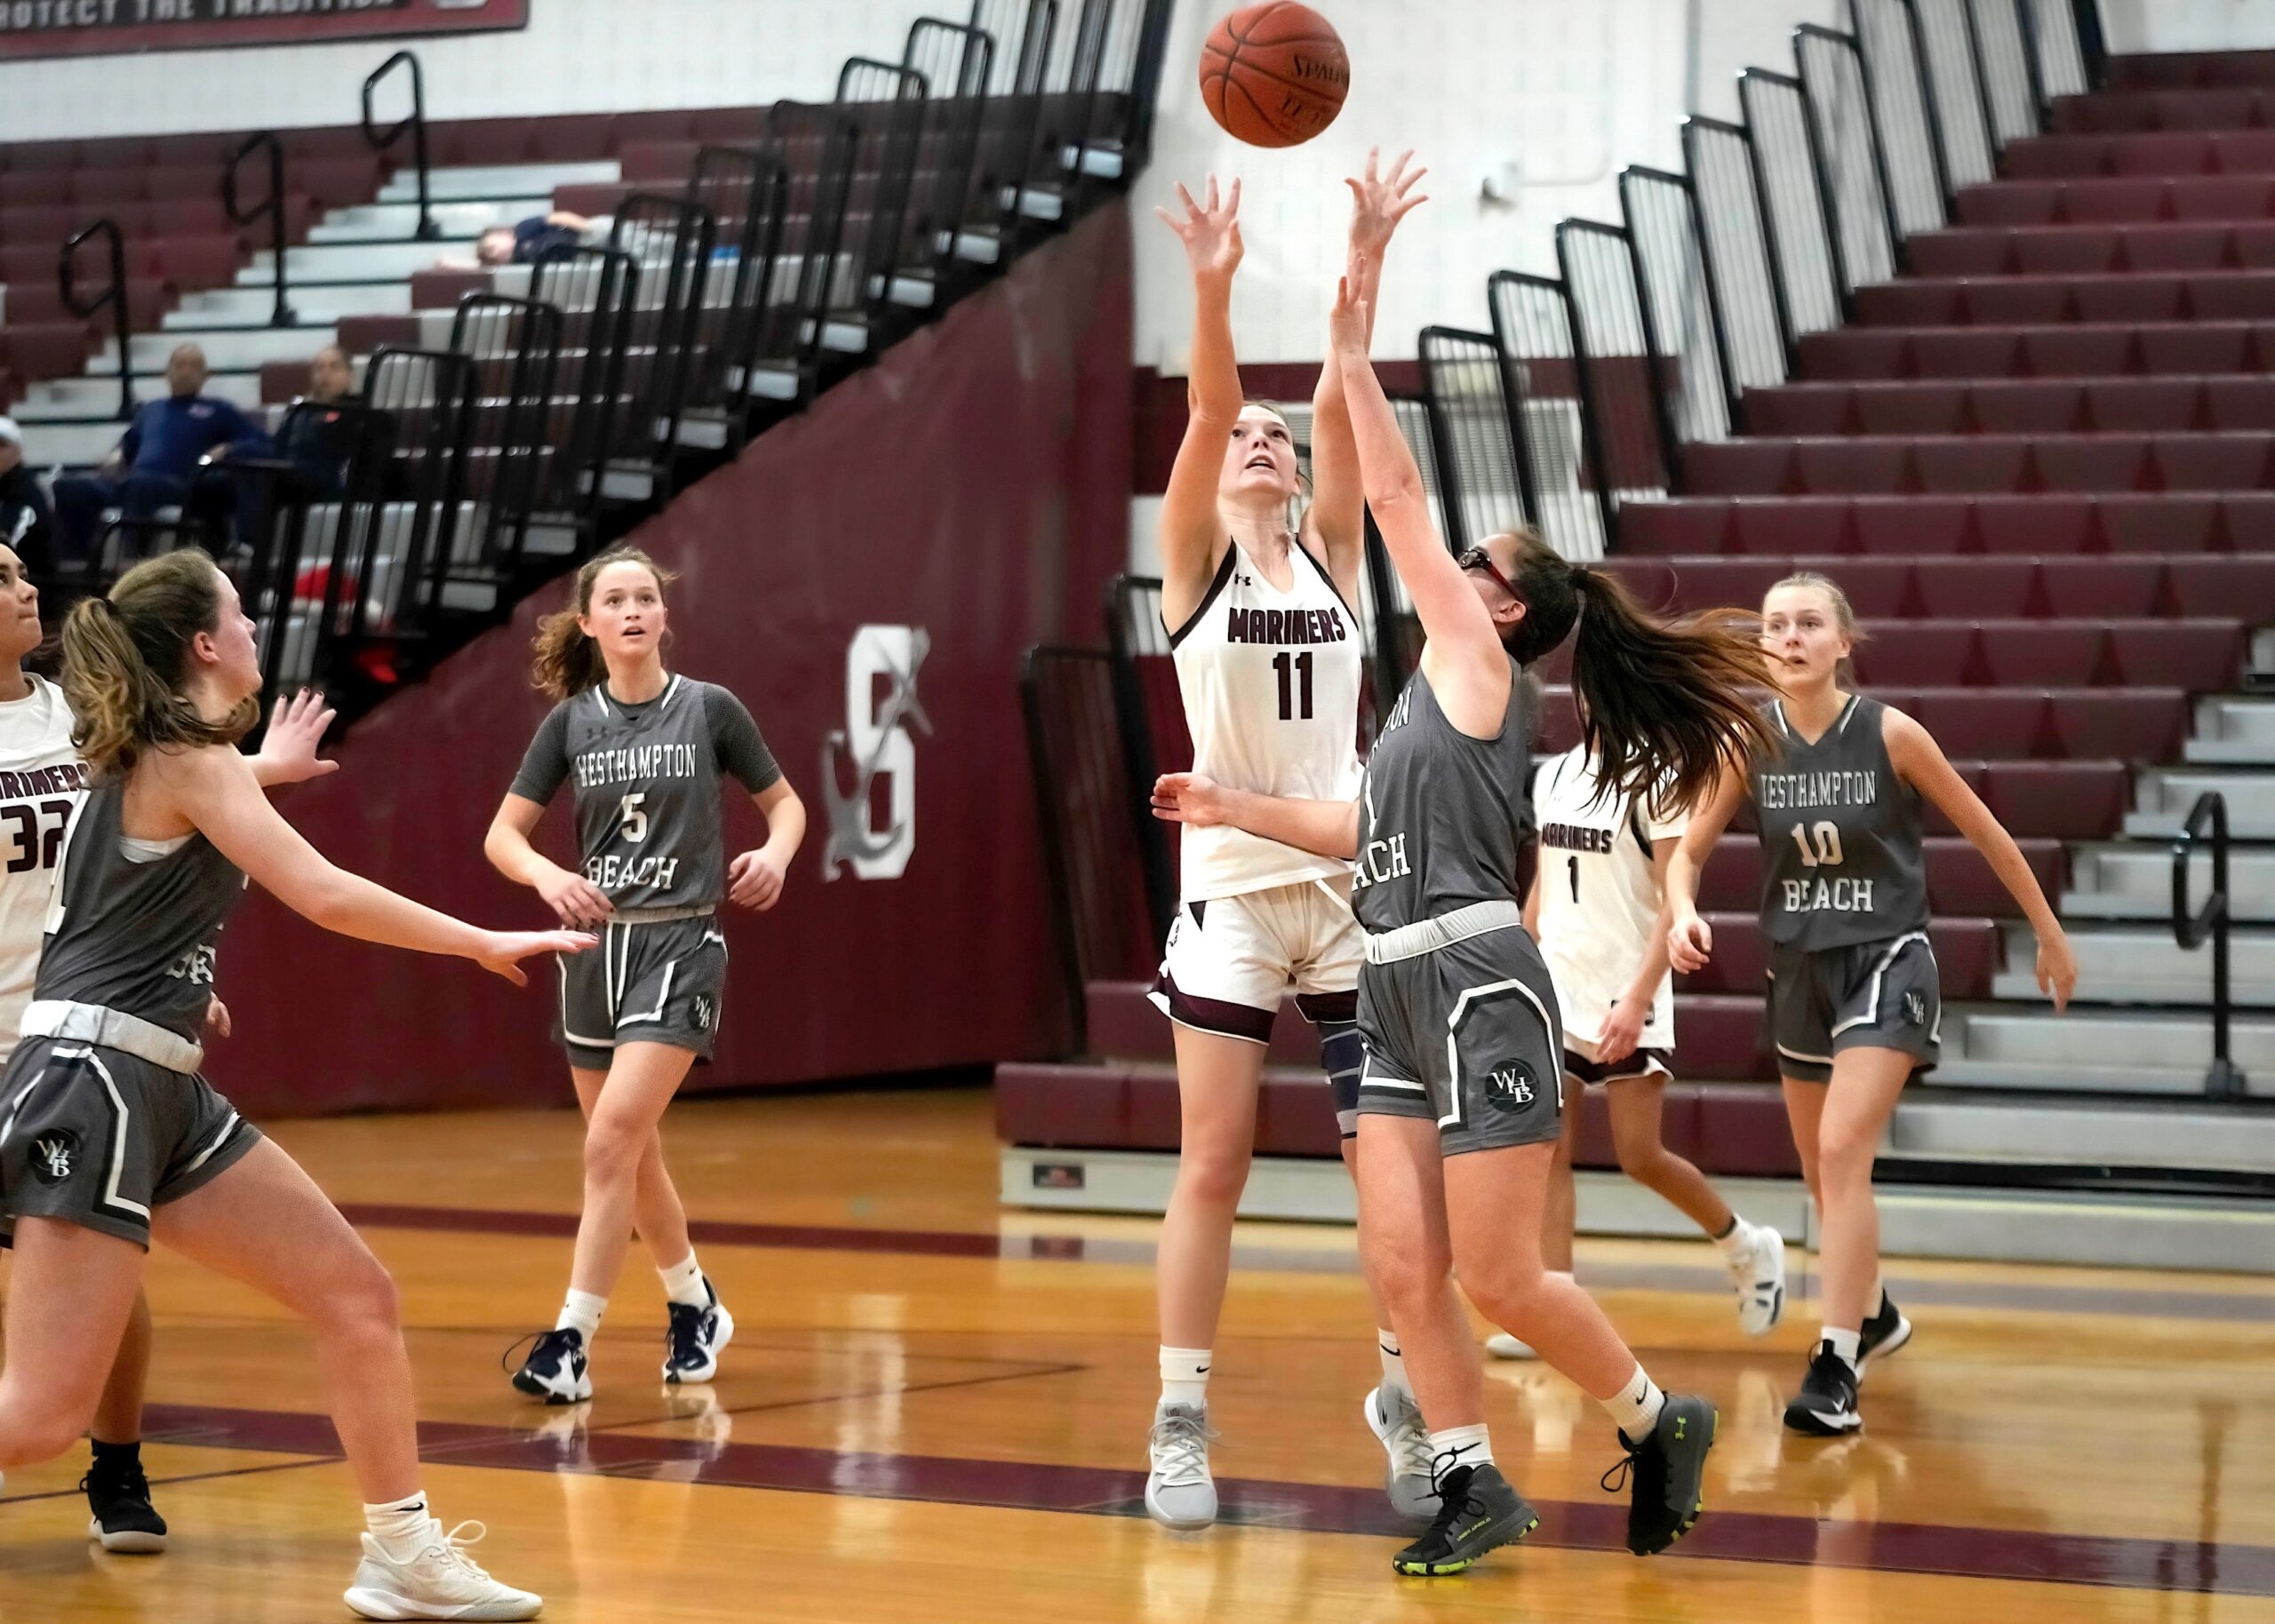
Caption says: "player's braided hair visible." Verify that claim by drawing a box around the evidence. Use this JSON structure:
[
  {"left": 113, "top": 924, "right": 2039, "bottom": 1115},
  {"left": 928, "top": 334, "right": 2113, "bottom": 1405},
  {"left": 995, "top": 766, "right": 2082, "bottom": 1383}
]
[
  {"left": 1488, "top": 526, "right": 1773, "bottom": 815},
  {"left": 530, "top": 545, "right": 678, "bottom": 698},
  {"left": 61, "top": 549, "right": 256, "bottom": 780}
]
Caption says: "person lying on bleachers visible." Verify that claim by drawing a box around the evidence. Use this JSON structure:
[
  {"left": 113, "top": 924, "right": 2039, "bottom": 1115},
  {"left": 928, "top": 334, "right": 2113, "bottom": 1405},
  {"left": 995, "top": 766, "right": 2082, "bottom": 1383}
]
[
  {"left": 442, "top": 210, "right": 594, "bottom": 272},
  {"left": 50, "top": 344, "right": 269, "bottom": 570}
]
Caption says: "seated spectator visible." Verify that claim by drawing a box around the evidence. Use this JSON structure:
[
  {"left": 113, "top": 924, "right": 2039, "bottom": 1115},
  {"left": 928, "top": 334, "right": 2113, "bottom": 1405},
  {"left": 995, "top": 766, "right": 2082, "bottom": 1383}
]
[
  {"left": 272, "top": 344, "right": 361, "bottom": 499},
  {"left": 0, "top": 418, "right": 52, "bottom": 576},
  {"left": 50, "top": 345, "right": 270, "bottom": 570},
  {"left": 475, "top": 210, "right": 593, "bottom": 267}
]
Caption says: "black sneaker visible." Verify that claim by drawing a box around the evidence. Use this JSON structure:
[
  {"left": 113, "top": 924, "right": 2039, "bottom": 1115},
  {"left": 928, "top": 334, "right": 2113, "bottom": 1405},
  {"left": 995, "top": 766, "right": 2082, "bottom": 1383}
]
[
  {"left": 1783, "top": 1341, "right": 1863, "bottom": 1436},
  {"left": 1390, "top": 1460, "right": 1539, "bottom": 1576},
  {"left": 662, "top": 1280, "right": 736, "bottom": 1384},
  {"left": 1603, "top": 1393, "right": 1716, "bottom": 1556},
  {"left": 1858, "top": 1290, "right": 1913, "bottom": 1374},
  {"left": 84, "top": 1450, "right": 167, "bottom": 1555},
  {"left": 506, "top": 1326, "right": 593, "bottom": 1404}
]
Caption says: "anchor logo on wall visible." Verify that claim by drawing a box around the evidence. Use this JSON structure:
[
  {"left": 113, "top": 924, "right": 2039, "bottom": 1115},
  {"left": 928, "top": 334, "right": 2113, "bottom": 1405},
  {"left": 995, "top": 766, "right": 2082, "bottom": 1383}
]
[{"left": 822, "top": 625, "right": 932, "bottom": 881}]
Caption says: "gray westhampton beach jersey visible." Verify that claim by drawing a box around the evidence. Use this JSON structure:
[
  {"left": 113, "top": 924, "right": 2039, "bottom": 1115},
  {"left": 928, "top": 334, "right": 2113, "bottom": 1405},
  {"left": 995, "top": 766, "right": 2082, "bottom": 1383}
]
[
  {"left": 37, "top": 778, "right": 248, "bottom": 1042},
  {"left": 512, "top": 676, "right": 781, "bottom": 912},
  {"left": 1751, "top": 694, "right": 1929, "bottom": 951},
  {"left": 1353, "top": 660, "right": 1533, "bottom": 934}
]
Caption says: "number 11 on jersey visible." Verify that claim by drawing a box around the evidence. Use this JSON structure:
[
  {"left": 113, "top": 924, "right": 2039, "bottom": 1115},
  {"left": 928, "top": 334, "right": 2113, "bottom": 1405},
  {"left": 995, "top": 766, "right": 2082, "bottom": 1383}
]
[{"left": 1273, "top": 651, "right": 1313, "bottom": 721}]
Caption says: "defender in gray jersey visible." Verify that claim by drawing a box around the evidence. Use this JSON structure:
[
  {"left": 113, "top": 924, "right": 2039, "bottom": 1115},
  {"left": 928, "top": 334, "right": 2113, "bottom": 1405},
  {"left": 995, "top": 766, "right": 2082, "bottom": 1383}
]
[
  {"left": 488, "top": 546, "right": 805, "bottom": 1406},
  {"left": 1669, "top": 571, "right": 2078, "bottom": 1442},
  {"left": 0, "top": 551, "right": 584, "bottom": 1620},
  {"left": 1153, "top": 266, "right": 1772, "bottom": 1579}
]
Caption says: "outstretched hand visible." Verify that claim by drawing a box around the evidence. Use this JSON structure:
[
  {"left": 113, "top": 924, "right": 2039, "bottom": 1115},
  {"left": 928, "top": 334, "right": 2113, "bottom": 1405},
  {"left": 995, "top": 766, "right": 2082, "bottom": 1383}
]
[
  {"left": 254, "top": 689, "right": 340, "bottom": 786},
  {"left": 478, "top": 929, "right": 597, "bottom": 987},
  {"left": 1156, "top": 175, "right": 1244, "bottom": 284},
  {"left": 1345, "top": 147, "right": 1428, "bottom": 257}
]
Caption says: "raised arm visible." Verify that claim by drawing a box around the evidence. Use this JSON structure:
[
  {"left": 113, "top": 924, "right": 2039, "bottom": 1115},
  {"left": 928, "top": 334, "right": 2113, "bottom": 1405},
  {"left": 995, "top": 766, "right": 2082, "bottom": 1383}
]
[
  {"left": 1154, "top": 178, "right": 1246, "bottom": 627},
  {"left": 1325, "top": 259, "right": 1507, "bottom": 736},
  {"left": 1308, "top": 150, "right": 1427, "bottom": 594},
  {"left": 164, "top": 746, "right": 590, "bottom": 983},
  {"left": 1152, "top": 770, "right": 1358, "bottom": 861},
  {"left": 1665, "top": 760, "right": 1745, "bottom": 973},
  {"left": 247, "top": 689, "right": 341, "bottom": 790},
  {"left": 1885, "top": 707, "right": 2077, "bottom": 1009}
]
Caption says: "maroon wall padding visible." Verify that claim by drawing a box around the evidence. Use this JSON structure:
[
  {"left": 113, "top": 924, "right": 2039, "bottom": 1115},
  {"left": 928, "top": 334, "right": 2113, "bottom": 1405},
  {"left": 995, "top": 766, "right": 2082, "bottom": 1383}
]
[{"left": 212, "top": 203, "right": 1135, "bottom": 1118}]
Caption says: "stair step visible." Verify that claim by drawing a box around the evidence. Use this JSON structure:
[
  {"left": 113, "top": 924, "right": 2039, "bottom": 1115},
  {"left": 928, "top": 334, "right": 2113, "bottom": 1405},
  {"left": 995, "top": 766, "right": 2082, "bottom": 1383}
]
[
  {"left": 99, "top": 326, "right": 338, "bottom": 373},
  {"left": 1945, "top": 1004, "right": 2275, "bottom": 1069},
  {"left": 1992, "top": 919, "right": 2275, "bottom": 1004},
  {"left": 377, "top": 163, "right": 619, "bottom": 204},
  {"left": 1888, "top": 1095, "right": 2275, "bottom": 1170},
  {"left": 251, "top": 241, "right": 480, "bottom": 285},
  {"left": 166, "top": 283, "right": 411, "bottom": 327},
  {"left": 309, "top": 200, "right": 545, "bottom": 243},
  {"left": 2063, "top": 841, "right": 2275, "bottom": 921},
  {"left": 2127, "top": 768, "right": 2275, "bottom": 839}
]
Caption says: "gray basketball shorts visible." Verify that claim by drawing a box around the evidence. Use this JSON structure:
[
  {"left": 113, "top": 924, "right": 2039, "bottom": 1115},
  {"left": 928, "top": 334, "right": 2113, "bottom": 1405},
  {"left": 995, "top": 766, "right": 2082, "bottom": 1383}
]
[
  {"left": 0, "top": 1039, "right": 261, "bottom": 1250},
  {"left": 559, "top": 914, "right": 729, "bottom": 1070},
  {"left": 1768, "top": 929, "right": 1941, "bottom": 1084},
  {"left": 1354, "top": 925, "right": 1564, "bottom": 1157}
]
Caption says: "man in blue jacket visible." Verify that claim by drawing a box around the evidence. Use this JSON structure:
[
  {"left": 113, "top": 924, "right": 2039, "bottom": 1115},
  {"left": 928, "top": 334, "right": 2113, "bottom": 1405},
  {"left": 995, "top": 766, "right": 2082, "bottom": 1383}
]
[{"left": 50, "top": 343, "right": 271, "bottom": 569}]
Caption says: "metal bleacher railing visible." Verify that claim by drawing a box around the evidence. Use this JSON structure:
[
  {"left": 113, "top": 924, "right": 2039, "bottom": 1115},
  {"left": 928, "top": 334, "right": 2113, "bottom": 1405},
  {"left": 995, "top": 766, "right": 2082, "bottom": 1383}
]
[
  {"left": 1412, "top": 0, "right": 2107, "bottom": 569},
  {"left": 52, "top": 0, "right": 1170, "bottom": 737}
]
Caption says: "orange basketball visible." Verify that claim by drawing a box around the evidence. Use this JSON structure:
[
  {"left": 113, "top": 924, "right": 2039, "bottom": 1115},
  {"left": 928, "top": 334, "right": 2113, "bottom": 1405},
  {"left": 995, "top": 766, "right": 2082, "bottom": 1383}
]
[{"left": 1200, "top": 4, "right": 1350, "bottom": 149}]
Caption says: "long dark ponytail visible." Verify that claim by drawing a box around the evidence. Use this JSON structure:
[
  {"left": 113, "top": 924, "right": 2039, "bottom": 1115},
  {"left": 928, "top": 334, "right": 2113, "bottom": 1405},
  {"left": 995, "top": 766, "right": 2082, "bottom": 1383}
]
[{"left": 1495, "top": 528, "right": 1772, "bottom": 814}]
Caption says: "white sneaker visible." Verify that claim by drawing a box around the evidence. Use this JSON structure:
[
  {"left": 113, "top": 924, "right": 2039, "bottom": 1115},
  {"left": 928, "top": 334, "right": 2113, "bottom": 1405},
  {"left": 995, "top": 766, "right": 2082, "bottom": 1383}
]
[
  {"left": 1144, "top": 1403, "right": 1217, "bottom": 1531},
  {"left": 1361, "top": 1385, "right": 1438, "bottom": 1524},
  {"left": 1485, "top": 1333, "right": 1538, "bottom": 1360},
  {"left": 1729, "top": 1223, "right": 1788, "bottom": 1336},
  {"left": 343, "top": 1519, "right": 542, "bottom": 1620}
]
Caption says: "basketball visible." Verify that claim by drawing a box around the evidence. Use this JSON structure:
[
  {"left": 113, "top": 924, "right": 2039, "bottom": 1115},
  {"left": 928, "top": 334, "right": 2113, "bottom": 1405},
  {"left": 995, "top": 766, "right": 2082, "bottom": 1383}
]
[{"left": 1200, "top": 3, "right": 1350, "bottom": 148}]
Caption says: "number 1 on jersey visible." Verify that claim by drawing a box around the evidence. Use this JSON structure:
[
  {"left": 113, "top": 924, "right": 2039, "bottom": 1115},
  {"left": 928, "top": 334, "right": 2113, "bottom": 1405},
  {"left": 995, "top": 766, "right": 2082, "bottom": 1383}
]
[
  {"left": 618, "top": 792, "right": 649, "bottom": 843},
  {"left": 1273, "top": 650, "right": 1314, "bottom": 721}
]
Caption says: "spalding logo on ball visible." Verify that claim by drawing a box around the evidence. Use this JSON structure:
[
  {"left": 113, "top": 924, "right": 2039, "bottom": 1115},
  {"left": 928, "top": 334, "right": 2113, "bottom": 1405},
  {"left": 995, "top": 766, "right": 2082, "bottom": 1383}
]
[{"left": 1200, "top": 3, "right": 1350, "bottom": 148}]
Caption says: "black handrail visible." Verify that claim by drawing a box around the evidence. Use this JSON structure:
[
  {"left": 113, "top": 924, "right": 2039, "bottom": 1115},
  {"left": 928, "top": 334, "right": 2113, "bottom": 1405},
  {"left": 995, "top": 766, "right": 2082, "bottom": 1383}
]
[
  {"left": 224, "top": 131, "right": 296, "bottom": 329},
  {"left": 60, "top": 218, "right": 135, "bottom": 422},
  {"left": 2173, "top": 791, "right": 2247, "bottom": 1102},
  {"left": 363, "top": 50, "right": 437, "bottom": 242}
]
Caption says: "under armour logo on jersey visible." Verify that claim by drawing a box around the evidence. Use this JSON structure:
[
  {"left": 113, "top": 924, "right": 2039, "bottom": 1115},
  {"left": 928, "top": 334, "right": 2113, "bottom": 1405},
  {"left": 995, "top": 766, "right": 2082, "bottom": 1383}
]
[
  {"left": 823, "top": 626, "right": 931, "bottom": 882},
  {"left": 29, "top": 1130, "right": 76, "bottom": 1183},
  {"left": 1484, "top": 1062, "right": 1537, "bottom": 1111}
]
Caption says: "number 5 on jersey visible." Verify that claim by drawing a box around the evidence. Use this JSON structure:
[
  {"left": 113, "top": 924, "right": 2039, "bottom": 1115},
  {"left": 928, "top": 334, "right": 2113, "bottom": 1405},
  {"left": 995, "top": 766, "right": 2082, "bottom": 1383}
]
[{"left": 618, "top": 792, "right": 648, "bottom": 843}]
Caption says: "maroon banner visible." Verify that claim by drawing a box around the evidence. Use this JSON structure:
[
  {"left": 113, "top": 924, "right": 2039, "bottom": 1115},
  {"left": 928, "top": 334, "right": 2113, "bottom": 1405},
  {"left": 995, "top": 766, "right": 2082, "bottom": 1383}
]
[
  {"left": 0, "top": 0, "right": 529, "bottom": 60},
  {"left": 209, "top": 202, "right": 1134, "bottom": 1119}
]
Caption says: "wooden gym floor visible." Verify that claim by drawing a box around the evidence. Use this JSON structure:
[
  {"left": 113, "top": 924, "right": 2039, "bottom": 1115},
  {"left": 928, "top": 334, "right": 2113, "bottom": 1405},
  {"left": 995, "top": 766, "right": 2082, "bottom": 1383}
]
[{"left": 2, "top": 1086, "right": 2271, "bottom": 1621}]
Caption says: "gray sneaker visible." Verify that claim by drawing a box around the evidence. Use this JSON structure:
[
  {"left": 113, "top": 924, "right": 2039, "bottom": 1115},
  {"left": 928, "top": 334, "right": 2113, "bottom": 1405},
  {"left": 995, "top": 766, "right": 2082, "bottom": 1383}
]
[
  {"left": 1361, "top": 1385, "right": 1438, "bottom": 1525},
  {"left": 1144, "top": 1403, "right": 1217, "bottom": 1530}
]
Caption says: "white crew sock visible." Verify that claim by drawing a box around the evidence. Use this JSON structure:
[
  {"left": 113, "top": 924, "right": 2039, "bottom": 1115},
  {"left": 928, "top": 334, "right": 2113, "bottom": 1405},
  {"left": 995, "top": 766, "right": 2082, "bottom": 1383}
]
[
  {"left": 1600, "top": 1365, "right": 1667, "bottom": 1441},
  {"left": 556, "top": 1290, "right": 607, "bottom": 1343},
  {"left": 1712, "top": 1216, "right": 1753, "bottom": 1262},
  {"left": 363, "top": 1491, "right": 435, "bottom": 1564},
  {"left": 1159, "top": 1346, "right": 1211, "bottom": 1410},
  {"left": 1823, "top": 1327, "right": 1862, "bottom": 1371},
  {"left": 1377, "top": 1329, "right": 1412, "bottom": 1401},
  {"left": 1426, "top": 1423, "right": 1493, "bottom": 1469},
  {"left": 659, "top": 1254, "right": 708, "bottom": 1309}
]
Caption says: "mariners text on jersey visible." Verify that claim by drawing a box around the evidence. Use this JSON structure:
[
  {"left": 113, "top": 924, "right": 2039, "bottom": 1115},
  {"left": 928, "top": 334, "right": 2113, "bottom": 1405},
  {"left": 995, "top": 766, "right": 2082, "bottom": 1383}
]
[
  {"left": 573, "top": 743, "right": 704, "bottom": 791},
  {"left": 0, "top": 761, "right": 90, "bottom": 800},
  {"left": 1224, "top": 605, "right": 1349, "bottom": 647},
  {"left": 1757, "top": 768, "right": 1879, "bottom": 811}
]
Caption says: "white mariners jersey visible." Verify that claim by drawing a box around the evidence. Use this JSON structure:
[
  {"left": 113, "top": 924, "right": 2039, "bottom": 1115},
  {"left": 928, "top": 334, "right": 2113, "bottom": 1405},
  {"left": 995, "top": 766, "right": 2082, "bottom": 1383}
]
[
  {"left": 1530, "top": 748, "right": 1686, "bottom": 1050},
  {"left": 1167, "top": 538, "right": 1364, "bottom": 903},
  {"left": 0, "top": 676, "right": 90, "bottom": 1047}
]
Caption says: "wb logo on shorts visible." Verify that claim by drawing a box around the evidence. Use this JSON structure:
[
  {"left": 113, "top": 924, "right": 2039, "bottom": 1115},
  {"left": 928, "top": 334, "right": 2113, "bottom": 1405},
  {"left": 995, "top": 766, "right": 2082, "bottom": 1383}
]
[
  {"left": 1484, "top": 1061, "right": 1537, "bottom": 1113},
  {"left": 691, "top": 993, "right": 717, "bottom": 1033},
  {"left": 1903, "top": 990, "right": 1928, "bottom": 1028},
  {"left": 29, "top": 1130, "right": 76, "bottom": 1184}
]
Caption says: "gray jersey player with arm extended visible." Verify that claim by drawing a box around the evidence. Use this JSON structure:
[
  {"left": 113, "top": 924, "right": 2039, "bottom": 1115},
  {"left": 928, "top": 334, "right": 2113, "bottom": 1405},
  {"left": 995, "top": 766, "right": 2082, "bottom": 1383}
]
[{"left": 511, "top": 674, "right": 779, "bottom": 1066}]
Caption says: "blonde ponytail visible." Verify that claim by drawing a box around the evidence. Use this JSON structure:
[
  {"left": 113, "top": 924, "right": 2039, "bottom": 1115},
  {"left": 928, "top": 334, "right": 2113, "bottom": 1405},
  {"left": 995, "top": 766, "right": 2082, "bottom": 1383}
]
[{"left": 61, "top": 550, "right": 255, "bottom": 780}]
